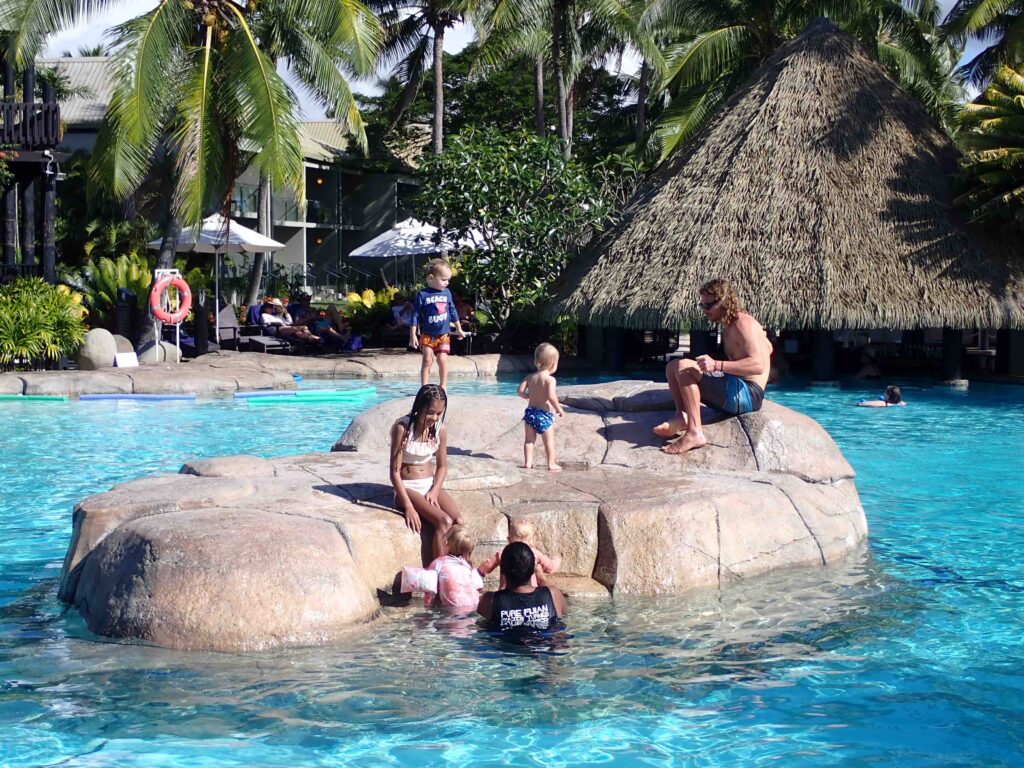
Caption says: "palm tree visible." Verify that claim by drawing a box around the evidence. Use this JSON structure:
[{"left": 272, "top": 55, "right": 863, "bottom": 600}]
[
  {"left": 2, "top": 0, "right": 381, "bottom": 334},
  {"left": 476, "top": 0, "right": 652, "bottom": 157},
  {"left": 955, "top": 64, "right": 1024, "bottom": 228},
  {"left": 649, "top": 0, "right": 957, "bottom": 160},
  {"left": 942, "top": 0, "right": 1024, "bottom": 85},
  {"left": 369, "top": 0, "right": 477, "bottom": 154}
]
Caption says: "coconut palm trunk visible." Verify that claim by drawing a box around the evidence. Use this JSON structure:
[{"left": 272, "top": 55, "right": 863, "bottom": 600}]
[
  {"left": 552, "top": 0, "right": 570, "bottom": 157},
  {"left": 636, "top": 59, "right": 649, "bottom": 146},
  {"left": 245, "top": 171, "right": 272, "bottom": 306},
  {"left": 534, "top": 54, "right": 545, "bottom": 136},
  {"left": 432, "top": 22, "right": 445, "bottom": 153}
]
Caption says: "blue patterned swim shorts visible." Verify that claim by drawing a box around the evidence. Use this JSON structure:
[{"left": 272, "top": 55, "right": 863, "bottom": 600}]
[{"left": 523, "top": 406, "right": 555, "bottom": 434}]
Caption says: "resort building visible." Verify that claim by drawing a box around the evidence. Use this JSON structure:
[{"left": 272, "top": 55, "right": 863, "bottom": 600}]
[
  {"left": 557, "top": 19, "right": 1024, "bottom": 378},
  {"left": 40, "top": 56, "right": 417, "bottom": 293}
]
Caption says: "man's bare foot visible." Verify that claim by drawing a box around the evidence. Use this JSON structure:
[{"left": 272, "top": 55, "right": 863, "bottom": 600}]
[
  {"left": 547, "top": 464, "right": 563, "bottom": 472},
  {"left": 653, "top": 416, "right": 687, "bottom": 438},
  {"left": 661, "top": 431, "right": 706, "bottom": 454},
  {"left": 521, "top": 463, "right": 533, "bottom": 469}
]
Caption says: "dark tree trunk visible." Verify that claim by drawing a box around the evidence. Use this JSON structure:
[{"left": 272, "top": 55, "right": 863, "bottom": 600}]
[
  {"left": 42, "top": 80, "right": 56, "bottom": 282},
  {"left": 636, "top": 59, "right": 650, "bottom": 148},
  {"left": 552, "top": 1, "right": 570, "bottom": 158},
  {"left": 534, "top": 55, "right": 545, "bottom": 136},
  {"left": 42, "top": 173, "right": 55, "bottom": 282},
  {"left": 19, "top": 64, "right": 35, "bottom": 271},
  {"left": 432, "top": 23, "right": 445, "bottom": 154},
  {"left": 245, "top": 172, "right": 272, "bottom": 306},
  {"left": 3, "top": 49, "right": 16, "bottom": 270},
  {"left": 3, "top": 184, "right": 15, "bottom": 270}
]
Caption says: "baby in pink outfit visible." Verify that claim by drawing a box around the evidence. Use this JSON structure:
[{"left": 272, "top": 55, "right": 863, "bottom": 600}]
[
  {"left": 477, "top": 518, "right": 561, "bottom": 589},
  {"left": 424, "top": 525, "right": 484, "bottom": 612}
]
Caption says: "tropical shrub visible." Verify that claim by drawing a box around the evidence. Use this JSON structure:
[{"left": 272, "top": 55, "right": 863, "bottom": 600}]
[
  {"left": 344, "top": 286, "right": 398, "bottom": 336},
  {"left": 956, "top": 65, "right": 1024, "bottom": 228},
  {"left": 416, "top": 128, "right": 611, "bottom": 332},
  {"left": 62, "top": 253, "right": 155, "bottom": 329},
  {"left": 0, "top": 277, "right": 88, "bottom": 371}
]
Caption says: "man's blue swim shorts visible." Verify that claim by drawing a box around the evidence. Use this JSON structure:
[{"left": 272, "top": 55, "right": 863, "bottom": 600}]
[
  {"left": 523, "top": 406, "right": 555, "bottom": 434},
  {"left": 698, "top": 373, "right": 765, "bottom": 415}
]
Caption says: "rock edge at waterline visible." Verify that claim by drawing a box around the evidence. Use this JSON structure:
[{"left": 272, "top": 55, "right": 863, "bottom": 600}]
[{"left": 59, "top": 381, "right": 867, "bottom": 652}]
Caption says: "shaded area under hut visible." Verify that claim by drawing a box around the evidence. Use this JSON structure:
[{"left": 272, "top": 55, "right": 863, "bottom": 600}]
[{"left": 555, "top": 18, "right": 1024, "bottom": 381}]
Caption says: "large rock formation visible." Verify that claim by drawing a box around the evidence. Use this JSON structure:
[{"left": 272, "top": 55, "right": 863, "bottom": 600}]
[{"left": 59, "top": 381, "right": 866, "bottom": 652}]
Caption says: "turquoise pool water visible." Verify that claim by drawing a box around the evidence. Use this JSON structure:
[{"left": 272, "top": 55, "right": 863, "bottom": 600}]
[{"left": 1, "top": 377, "right": 1023, "bottom": 766}]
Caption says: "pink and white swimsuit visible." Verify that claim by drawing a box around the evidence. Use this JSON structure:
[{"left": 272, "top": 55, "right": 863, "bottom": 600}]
[{"left": 424, "top": 555, "right": 484, "bottom": 612}]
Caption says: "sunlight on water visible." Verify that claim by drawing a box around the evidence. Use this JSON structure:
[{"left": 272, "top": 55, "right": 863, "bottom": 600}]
[{"left": 1, "top": 376, "right": 1023, "bottom": 766}]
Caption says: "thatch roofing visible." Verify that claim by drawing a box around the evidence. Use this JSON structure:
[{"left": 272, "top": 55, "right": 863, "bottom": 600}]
[{"left": 556, "top": 19, "right": 1024, "bottom": 330}]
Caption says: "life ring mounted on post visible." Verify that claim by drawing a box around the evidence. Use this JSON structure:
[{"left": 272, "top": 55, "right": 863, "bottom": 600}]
[{"left": 149, "top": 274, "right": 192, "bottom": 324}]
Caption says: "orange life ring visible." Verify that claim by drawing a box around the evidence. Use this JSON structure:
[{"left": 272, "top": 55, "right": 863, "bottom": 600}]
[{"left": 148, "top": 275, "right": 192, "bottom": 324}]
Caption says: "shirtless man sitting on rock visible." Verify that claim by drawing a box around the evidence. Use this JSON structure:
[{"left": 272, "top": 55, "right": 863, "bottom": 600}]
[{"left": 655, "top": 279, "right": 773, "bottom": 454}]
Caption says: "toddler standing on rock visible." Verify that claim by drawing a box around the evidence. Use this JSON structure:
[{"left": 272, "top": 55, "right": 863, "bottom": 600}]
[{"left": 518, "top": 343, "right": 566, "bottom": 471}]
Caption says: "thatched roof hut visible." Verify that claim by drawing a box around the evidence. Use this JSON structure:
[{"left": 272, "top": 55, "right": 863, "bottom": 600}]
[{"left": 556, "top": 19, "right": 1024, "bottom": 330}]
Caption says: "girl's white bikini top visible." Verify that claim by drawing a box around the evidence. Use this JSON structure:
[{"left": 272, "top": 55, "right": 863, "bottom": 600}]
[{"left": 397, "top": 416, "right": 440, "bottom": 465}]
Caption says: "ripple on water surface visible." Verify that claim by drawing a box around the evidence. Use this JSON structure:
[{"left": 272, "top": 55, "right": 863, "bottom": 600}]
[{"left": 1, "top": 376, "right": 1023, "bottom": 766}]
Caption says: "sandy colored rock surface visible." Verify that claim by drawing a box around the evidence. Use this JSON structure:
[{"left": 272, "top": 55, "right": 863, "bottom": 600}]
[
  {"left": 75, "top": 508, "right": 377, "bottom": 652},
  {"left": 21, "top": 371, "right": 134, "bottom": 396},
  {"left": 60, "top": 381, "right": 867, "bottom": 651},
  {"left": 76, "top": 328, "right": 116, "bottom": 370},
  {"left": 0, "top": 374, "right": 23, "bottom": 394}
]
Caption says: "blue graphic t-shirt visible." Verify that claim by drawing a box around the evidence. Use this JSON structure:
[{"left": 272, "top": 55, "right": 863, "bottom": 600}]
[{"left": 412, "top": 287, "right": 457, "bottom": 337}]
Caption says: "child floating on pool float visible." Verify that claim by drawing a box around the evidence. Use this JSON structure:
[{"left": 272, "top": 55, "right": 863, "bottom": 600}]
[
  {"left": 389, "top": 384, "right": 464, "bottom": 559},
  {"left": 477, "top": 518, "right": 561, "bottom": 590},
  {"left": 857, "top": 385, "right": 907, "bottom": 407},
  {"left": 518, "top": 343, "right": 566, "bottom": 471},
  {"left": 409, "top": 258, "right": 467, "bottom": 390}
]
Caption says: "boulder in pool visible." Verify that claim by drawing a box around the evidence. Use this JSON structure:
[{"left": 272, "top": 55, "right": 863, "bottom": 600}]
[{"left": 59, "top": 381, "right": 867, "bottom": 651}]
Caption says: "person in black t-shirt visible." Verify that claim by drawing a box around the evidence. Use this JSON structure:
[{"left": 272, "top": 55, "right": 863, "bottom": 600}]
[{"left": 477, "top": 542, "right": 568, "bottom": 633}]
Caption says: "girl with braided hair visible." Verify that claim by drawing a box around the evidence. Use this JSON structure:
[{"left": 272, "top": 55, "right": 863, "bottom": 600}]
[{"left": 389, "top": 384, "right": 465, "bottom": 559}]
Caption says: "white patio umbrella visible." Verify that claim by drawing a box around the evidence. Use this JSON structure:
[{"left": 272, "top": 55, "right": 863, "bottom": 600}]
[
  {"left": 350, "top": 217, "right": 487, "bottom": 257},
  {"left": 148, "top": 213, "right": 285, "bottom": 341}
]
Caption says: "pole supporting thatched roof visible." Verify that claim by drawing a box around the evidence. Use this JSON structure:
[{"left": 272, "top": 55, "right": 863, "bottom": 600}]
[{"left": 555, "top": 19, "right": 1024, "bottom": 331}]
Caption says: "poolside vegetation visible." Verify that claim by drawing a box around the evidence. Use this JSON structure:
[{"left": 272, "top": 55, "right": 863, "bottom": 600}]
[
  {"left": 0, "top": 277, "right": 87, "bottom": 371},
  {"left": 1, "top": 0, "right": 1022, "bottom": 354}
]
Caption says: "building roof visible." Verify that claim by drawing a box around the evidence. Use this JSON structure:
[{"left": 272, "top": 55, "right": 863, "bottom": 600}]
[
  {"left": 37, "top": 57, "right": 112, "bottom": 126},
  {"left": 555, "top": 19, "right": 1024, "bottom": 330},
  {"left": 38, "top": 56, "right": 351, "bottom": 162}
]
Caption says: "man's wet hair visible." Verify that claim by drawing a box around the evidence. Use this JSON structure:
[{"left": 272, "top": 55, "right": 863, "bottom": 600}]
[{"left": 500, "top": 541, "right": 536, "bottom": 589}]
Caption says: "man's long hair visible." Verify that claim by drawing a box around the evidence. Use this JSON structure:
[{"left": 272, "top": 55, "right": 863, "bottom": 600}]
[{"left": 699, "top": 278, "right": 742, "bottom": 326}]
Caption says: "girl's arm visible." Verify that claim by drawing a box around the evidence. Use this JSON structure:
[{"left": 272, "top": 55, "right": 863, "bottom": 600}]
[
  {"left": 424, "top": 426, "right": 448, "bottom": 508},
  {"left": 477, "top": 550, "right": 500, "bottom": 576},
  {"left": 535, "top": 549, "right": 561, "bottom": 574},
  {"left": 548, "top": 379, "right": 565, "bottom": 416},
  {"left": 390, "top": 423, "right": 420, "bottom": 531},
  {"left": 517, "top": 377, "right": 530, "bottom": 400}
]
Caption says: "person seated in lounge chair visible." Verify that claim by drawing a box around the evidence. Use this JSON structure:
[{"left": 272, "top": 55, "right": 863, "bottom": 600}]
[
  {"left": 260, "top": 298, "right": 320, "bottom": 343},
  {"left": 387, "top": 295, "right": 414, "bottom": 332},
  {"left": 317, "top": 304, "right": 351, "bottom": 350}
]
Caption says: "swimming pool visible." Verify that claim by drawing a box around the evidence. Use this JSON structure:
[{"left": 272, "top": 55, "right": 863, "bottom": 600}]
[{"left": 1, "top": 377, "right": 1022, "bottom": 766}]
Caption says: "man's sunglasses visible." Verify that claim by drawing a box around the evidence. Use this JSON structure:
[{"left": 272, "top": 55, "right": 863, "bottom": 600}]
[{"left": 698, "top": 298, "right": 720, "bottom": 311}]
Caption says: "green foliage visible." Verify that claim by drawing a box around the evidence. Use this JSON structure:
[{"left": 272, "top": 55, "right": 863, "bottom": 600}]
[
  {"left": 0, "top": 277, "right": 88, "bottom": 371},
  {"left": 651, "top": 0, "right": 962, "bottom": 158},
  {"left": 343, "top": 286, "right": 398, "bottom": 335},
  {"left": 416, "top": 127, "right": 610, "bottom": 331},
  {"left": 942, "top": 0, "right": 1024, "bottom": 85},
  {"left": 62, "top": 253, "right": 155, "bottom": 330},
  {"left": 83, "top": 0, "right": 381, "bottom": 230},
  {"left": 955, "top": 65, "right": 1024, "bottom": 228}
]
